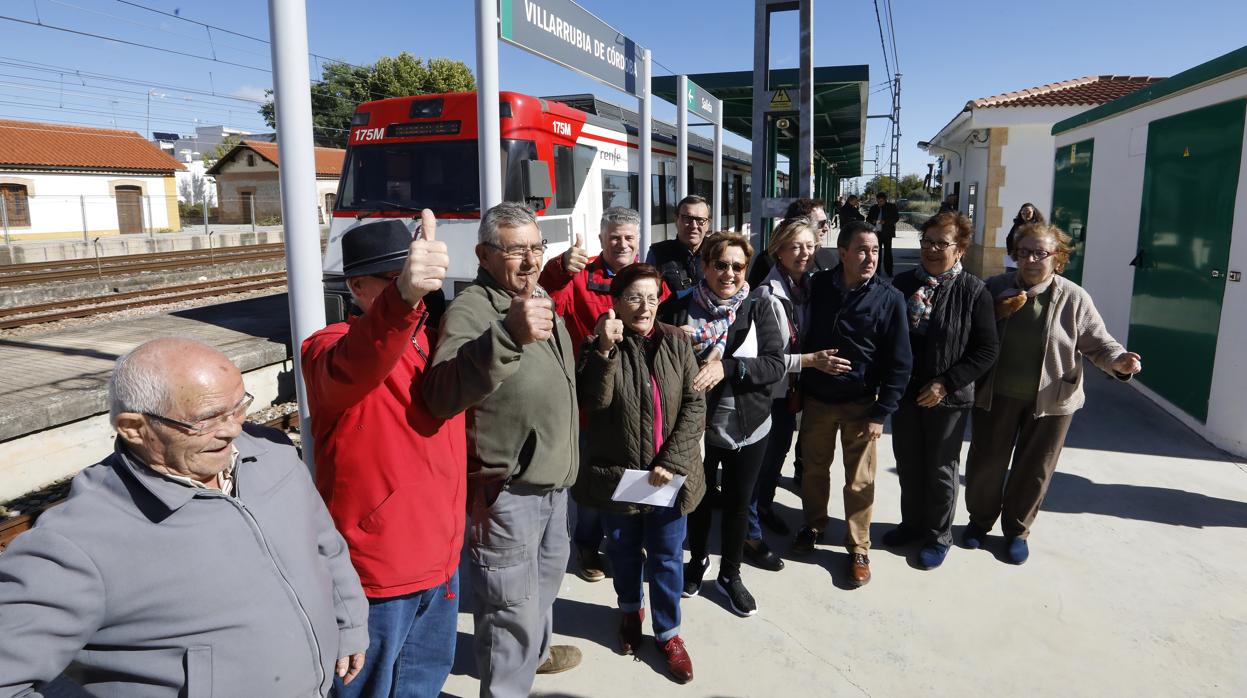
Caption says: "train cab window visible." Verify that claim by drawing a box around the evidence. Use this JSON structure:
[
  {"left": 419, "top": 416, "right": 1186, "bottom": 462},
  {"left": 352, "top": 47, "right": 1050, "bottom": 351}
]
[
  {"left": 601, "top": 170, "right": 638, "bottom": 210},
  {"left": 550, "top": 143, "right": 596, "bottom": 213},
  {"left": 340, "top": 141, "right": 480, "bottom": 212},
  {"left": 500, "top": 139, "right": 539, "bottom": 206}
]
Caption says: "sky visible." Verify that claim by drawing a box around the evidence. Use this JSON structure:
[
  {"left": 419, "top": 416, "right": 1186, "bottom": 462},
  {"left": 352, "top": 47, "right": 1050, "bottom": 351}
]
[{"left": 2, "top": 0, "right": 1246, "bottom": 189}]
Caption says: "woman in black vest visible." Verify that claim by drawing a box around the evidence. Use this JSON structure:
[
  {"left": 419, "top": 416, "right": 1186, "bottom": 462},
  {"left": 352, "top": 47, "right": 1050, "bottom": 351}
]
[{"left": 885, "top": 212, "right": 999, "bottom": 569}]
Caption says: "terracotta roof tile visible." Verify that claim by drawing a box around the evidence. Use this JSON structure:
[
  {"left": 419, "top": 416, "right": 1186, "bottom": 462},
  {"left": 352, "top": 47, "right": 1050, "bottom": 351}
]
[
  {"left": 236, "top": 139, "right": 344, "bottom": 177},
  {"left": 972, "top": 75, "right": 1165, "bottom": 109},
  {"left": 0, "top": 119, "right": 184, "bottom": 172}
]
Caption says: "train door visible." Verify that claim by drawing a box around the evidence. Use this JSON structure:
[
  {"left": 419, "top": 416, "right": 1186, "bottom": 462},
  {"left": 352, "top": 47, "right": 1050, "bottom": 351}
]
[
  {"left": 1051, "top": 140, "right": 1094, "bottom": 285},
  {"left": 1128, "top": 98, "right": 1245, "bottom": 422}
]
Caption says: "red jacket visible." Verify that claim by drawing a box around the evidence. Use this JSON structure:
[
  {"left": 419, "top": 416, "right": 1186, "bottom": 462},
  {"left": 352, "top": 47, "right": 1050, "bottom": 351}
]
[
  {"left": 302, "top": 283, "right": 466, "bottom": 599},
  {"left": 540, "top": 255, "right": 670, "bottom": 349}
]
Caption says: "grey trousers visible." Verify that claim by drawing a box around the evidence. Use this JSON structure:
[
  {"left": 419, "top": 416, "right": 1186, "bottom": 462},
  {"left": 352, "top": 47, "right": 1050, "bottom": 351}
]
[
  {"left": 891, "top": 399, "right": 969, "bottom": 547},
  {"left": 467, "top": 486, "right": 570, "bottom": 698}
]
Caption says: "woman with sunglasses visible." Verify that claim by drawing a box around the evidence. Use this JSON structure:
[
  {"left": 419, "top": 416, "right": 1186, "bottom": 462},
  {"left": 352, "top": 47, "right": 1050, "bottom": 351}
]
[
  {"left": 657, "top": 232, "right": 786, "bottom": 617},
  {"left": 963, "top": 223, "right": 1142, "bottom": 564},
  {"left": 575, "top": 263, "right": 705, "bottom": 682},
  {"left": 884, "top": 212, "right": 998, "bottom": 570}
]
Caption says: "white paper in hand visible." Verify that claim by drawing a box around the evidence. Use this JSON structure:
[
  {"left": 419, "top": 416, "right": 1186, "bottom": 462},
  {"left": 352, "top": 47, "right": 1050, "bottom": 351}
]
[{"left": 610, "top": 470, "right": 687, "bottom": 508}]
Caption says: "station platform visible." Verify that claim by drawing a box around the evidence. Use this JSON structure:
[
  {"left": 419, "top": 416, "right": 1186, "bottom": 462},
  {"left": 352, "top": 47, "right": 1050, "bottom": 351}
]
[{"left": 0, "top": 293, "right": 293, "bottom": 500}]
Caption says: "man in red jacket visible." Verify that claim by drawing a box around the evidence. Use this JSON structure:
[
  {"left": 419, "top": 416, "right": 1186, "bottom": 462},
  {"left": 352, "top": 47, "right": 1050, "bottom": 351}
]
[
  {"left": 302, "top": 212, "right": 466, "bottom": 698},
  {"left": 538, "top": 206, "right": 667, "bottom": 582}
]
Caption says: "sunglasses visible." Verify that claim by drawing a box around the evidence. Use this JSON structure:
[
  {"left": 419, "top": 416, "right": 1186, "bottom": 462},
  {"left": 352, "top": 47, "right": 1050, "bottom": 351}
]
[{"left": 712, "top": 260, "right": 746, "bottom": 273}]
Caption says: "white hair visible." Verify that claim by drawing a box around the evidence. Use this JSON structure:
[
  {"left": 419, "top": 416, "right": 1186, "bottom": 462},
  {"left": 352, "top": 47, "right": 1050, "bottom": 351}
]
[
  {"left": 600, "top": 207, "right": 641, "bottom": 235},
  {"left": 108, "top": 338, "right": 223, "bottom": 425},
  {"left": 478, "top": 201, "right": 538, "bottom": 246}
]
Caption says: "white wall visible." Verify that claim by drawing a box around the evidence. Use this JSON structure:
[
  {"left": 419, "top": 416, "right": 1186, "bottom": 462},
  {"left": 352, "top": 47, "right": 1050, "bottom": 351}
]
[
  {"left": 996, "top": 123, "right": 1058, "bottom": 248},
  {"left": 0, "top": 171, "right": 174, "bottom": 236},
  {"left": 1058, "top": 72, "right": 1247, "bottom": 455}
]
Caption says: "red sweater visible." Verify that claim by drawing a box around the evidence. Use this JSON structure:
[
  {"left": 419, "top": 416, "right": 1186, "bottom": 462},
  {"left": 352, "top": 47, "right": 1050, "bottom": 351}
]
[
  {"left": 302, "top": 283, "right": 466, "bottom": 598},
  {"left": 540, "top": 255, "right": 669, "bottom": 349}
]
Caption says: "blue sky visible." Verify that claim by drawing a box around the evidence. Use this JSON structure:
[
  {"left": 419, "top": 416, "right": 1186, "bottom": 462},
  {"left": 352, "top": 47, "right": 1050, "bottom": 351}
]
[{"left": 2, "top": 0, "right": 1245, "bottom": 187}]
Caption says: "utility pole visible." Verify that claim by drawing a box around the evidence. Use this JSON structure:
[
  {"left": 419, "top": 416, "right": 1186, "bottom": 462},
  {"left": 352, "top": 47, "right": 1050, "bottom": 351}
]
[{"left": 889, "top": 73, "right": 901, "bottom": 199}]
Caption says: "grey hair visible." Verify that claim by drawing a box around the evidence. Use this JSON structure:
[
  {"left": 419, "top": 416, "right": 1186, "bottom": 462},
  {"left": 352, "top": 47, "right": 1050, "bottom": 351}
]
[
  {"left": 600, "top": 207, "right": 641, "bottom": 235},
  {"left": 478, "top": 201, "right": 538, "bottom": 246},
  {"left": 109, "top": 344, "right": 173, "bottom": 425}
]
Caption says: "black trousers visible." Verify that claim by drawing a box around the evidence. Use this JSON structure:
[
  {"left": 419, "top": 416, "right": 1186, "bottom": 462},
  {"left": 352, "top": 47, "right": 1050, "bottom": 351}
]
[
  {"left": 689, "top": 438, "right": 768, "bottom": 580},
  {"left": 890, "top": 399, "right": 969, "bottom": 547},
  {"left": 881, "top": 235, "right": 895, "bottom": 276}
]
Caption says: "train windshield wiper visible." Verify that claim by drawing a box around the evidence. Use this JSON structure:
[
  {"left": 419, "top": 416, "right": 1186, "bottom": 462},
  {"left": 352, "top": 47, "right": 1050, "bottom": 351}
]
[{"left": 355, "top": 201, "right": 422, "bottom": 220}]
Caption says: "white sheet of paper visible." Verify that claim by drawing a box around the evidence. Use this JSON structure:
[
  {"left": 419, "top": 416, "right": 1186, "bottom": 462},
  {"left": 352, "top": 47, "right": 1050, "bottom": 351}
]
[{"left": 610, "top": 470, "right": 687, "bottom": 507}]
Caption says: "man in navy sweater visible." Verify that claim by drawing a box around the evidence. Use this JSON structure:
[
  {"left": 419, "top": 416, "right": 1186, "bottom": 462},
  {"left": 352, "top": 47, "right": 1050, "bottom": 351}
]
[{"left": 790, "top": 220, "right": 912, "bottom": 586}]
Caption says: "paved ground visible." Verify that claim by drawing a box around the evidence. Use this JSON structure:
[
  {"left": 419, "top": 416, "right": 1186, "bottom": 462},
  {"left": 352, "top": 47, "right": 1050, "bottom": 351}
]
[{"left": 441, "top": 233, "right": 1247, "bottom": 697}]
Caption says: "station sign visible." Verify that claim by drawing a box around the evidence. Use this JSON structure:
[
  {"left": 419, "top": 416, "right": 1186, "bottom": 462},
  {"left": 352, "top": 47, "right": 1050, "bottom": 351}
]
[
  {"left": 499, "top": 0, "right": 643, "bottom": 97},
  {"left": 686, "top": 77, "right": 721, "bottom": 126}
]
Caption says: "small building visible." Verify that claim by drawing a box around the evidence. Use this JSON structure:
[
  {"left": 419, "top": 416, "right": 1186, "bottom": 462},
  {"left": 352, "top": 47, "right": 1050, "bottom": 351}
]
[
  {"left": 1051, "top": 45, "right": 1247, "bottom": 456},
  {"left": 0, "top": 119, "right": 184, "bottom": 240},
  {"left": 207, "top": 140, "right": 344, "bottom": 224},
  {"left": 921, "top": 75, "right": 1162, "bottom": 276}
]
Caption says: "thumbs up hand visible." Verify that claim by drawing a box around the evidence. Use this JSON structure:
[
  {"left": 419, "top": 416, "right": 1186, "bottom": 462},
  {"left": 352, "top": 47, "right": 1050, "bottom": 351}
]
[
  {"left": 563, "top": 233, "right": 589, "bottom": 275},
  {"left": 397, "top": 209, "right": 450, "bottom": 306},
  {"left": 595, "top": 308, "right": 624, "bottom": 354}
]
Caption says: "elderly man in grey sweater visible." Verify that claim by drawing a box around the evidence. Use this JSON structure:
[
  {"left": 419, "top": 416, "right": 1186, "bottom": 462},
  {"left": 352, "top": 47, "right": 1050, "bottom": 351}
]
[{"left": 0, "top": 338, "right": 369, "bottom": 697}]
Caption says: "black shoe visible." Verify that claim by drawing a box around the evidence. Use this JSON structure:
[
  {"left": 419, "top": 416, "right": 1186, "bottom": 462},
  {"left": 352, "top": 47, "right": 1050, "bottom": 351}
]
[
  {"left": 715, "top": 575, "right": 758, "bottom": 617},
  {"left": 757, "top": 507, "right": 791, "bottom": 536},
  {"left": 880, "top": 526, "right": 921, "bottom": 548},
  {"left": 743, "top": 540, "right": 785, "bottom": 571},
  {"left": 681, "top": 556, "right": 712, "bottom": 598},
  {"left": 791, "top": 526, "right": 820, "bottom": 556}
]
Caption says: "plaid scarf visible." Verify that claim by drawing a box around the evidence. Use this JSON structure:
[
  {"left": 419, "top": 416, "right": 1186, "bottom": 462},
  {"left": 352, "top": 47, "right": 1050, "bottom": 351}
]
[
  {"left": 908, "top": 261, "right": 962, "bottom": 329},
  {"left": 689, "top": 280, "right": 750, "bottom": 359}
]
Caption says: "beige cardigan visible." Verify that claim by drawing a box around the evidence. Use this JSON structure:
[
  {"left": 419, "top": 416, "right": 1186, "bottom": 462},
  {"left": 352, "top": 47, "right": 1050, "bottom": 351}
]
[{"left": 977, "top": 272, "right": 1129, "bottom": 418}]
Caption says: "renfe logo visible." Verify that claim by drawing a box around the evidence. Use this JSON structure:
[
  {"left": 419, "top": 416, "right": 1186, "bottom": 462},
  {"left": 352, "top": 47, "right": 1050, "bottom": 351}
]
[
  {"left": 552, "top": 121, "right": 572, "bottom": 136},
  {"left": 353, "top": 127, "right": 385, "bottom": 142}
]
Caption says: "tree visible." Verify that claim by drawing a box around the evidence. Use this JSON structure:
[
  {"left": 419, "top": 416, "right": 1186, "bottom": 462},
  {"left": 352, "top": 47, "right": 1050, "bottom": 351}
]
[
  {"left": 179, "top": 173, "right": 208, "bottom": 205},
  {"left": 206, "top": 135, "right": 243, "bottom": 166},
  {"left": 259, "top": 52, "right": 475, "bottom": 147},
  {"left": 863, "top": 173, "right": 932, "bottom": 201}
]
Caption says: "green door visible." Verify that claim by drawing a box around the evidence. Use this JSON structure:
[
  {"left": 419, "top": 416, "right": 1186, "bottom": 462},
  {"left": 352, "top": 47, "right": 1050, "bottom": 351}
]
[
  {"left": 1129, "top": 98, "right": 1245, "bottom": 422},
  {"left": 1050, "top": 139, "right": 1094, "bottom": 285}
]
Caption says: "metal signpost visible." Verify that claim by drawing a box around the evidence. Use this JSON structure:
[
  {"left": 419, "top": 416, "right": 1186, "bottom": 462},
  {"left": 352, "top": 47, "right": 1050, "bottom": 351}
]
[
  {"left": 675, "top": 75, "right": 724, "bottom": 227},
  {"left": 486, "top": 0, "right": 653, "bottom": 254}
]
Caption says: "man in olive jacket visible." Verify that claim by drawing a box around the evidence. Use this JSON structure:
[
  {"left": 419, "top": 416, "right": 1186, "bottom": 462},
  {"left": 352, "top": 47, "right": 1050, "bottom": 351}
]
[{"left": 423, "top": 202, "right": 580, "bottom": 698}]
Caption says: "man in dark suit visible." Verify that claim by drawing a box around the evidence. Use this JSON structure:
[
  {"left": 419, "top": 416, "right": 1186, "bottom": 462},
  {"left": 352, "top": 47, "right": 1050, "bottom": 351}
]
[{"left": 866, "top": 192, "right": 900, "bottom": 276}]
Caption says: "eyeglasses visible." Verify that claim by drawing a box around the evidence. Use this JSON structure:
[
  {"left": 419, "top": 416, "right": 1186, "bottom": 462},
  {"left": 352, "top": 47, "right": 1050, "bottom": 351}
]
[
  {"left": 712, "top": 260, "right": 746, "bottom": 273},
  {"left": 1015, "top": 247, "right": 1054, "bottom": 261},
  {"left": 919, "top": 238, "right": 955, "bottom": 252},
  {"left": 485, "top": 240, "right": 548, "bottom": 260},
  {"left": 145, "top": 392, "right": 254, "bottom": 436},
  {"left": 620, "top": 294, "right": 661, "bottom": 308},
  {"left": 679, "top": 214, "right": 710, "bottom": 227},
  {"left": 816, "top": 219, "right": 831, "bottom": 232}
]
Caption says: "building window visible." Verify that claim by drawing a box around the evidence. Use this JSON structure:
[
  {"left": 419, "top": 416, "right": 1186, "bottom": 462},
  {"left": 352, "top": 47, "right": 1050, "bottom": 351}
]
[
  {"left": 247, "top": 154, "right": 256, "bottom": 167},
  {"left": 0, "top": 184, "right": 30, "bottom": 227}
]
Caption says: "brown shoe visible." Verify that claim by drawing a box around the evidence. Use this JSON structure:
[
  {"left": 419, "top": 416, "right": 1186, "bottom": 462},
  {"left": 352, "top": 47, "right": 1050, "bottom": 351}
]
[
  {"left": 658, "top": 635, "right": 694, "bottom": 683},
  {"left": 619, "top": 609, "right": 644, "bottom": 655},
  {"left": 577, "top": 547, "right": 606, "bottom": 582},
  {"left": 848, "top": 553, "right": 871, "bottom": 587},
  {"left": 536, "top": 645, "right": 582, "bottom": 674}
]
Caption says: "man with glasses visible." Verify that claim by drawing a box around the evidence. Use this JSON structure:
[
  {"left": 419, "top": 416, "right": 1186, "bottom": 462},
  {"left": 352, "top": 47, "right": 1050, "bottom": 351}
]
[
  {"left": 0, "top": 338, "right": 369, "bottom": 697},
  {"left": 647, "top": 194, "right": 712, "bottom": 298},
  {"left": 424, "top": 202, "right": 582, "bottom": 696},
  {"left": 747, "top": 197, "right": 839, "bottom": 289},
  {"left": 538, "top": 206, "right": 667, "bottom": 584},
  {"left": 302, "top": 215, "right": 467, "bottom": 697}
]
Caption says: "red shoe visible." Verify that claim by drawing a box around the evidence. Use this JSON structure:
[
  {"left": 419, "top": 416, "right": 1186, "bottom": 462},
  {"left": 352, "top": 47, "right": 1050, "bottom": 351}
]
[
  {"left": 619, "top": 608, "right": 644, "bottom": 655},
  {"left": 658, "top": 635, "right": 694, "bottom": 683}
]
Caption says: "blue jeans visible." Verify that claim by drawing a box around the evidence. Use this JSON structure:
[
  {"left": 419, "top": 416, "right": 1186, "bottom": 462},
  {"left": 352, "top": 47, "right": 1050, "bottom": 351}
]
[
  {"left": 333, "top": 573, "right": 458, "bottom": 698},
  {"left": 573, "top": 500, "right": 604, "bottom": 551},
  {"left": 601, "top": 507, "right": 687, "bottom": 642},
  {"left": 748, "top": 398, "right": 798, "bottom": 541}
]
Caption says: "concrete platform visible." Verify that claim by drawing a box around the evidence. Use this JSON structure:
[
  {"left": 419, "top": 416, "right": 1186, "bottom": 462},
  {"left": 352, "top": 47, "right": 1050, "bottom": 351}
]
[{"left": 0, "top": 294, "right": 294, "bottom": 500}]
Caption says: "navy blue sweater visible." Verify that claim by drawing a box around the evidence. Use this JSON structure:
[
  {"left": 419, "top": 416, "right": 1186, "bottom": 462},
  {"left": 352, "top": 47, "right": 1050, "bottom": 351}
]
[{"left": 800, "top": 268, "right": 913, "bottom": 422}]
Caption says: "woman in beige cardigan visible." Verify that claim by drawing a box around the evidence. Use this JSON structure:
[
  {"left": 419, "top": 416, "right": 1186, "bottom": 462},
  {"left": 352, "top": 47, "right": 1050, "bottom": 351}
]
[{"left": 963, "top": 223, "right": 1142, "bottom": 564}]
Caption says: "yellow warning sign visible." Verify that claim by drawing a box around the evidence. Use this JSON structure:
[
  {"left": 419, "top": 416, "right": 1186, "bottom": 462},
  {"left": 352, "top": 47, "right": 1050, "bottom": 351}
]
[
  {"left": 1183, "top": 147, "right": 1190, "bottom": 157},
  {"left": 769, "top": 89, "right": 792, "bottom": 110}
]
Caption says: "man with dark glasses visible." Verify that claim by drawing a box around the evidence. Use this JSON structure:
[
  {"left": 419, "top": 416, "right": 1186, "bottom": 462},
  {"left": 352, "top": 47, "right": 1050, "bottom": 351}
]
[{"left": 647, "top": 194, "right": 712, "bottom": 298}]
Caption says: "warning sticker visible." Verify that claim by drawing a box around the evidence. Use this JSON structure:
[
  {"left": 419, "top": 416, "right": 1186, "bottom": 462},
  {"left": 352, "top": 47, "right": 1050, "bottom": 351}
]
[{"left": 769, "top": 89, "right": 792, "bottom": 110}]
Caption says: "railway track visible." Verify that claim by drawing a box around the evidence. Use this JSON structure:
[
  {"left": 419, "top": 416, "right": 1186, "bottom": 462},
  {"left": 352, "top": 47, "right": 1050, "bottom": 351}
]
[
  {"left": 0, "top": 243, "right": 287, "bottom": 287},
  {"left": 0, "top": 273, "right": 288, "bottom": 329}
]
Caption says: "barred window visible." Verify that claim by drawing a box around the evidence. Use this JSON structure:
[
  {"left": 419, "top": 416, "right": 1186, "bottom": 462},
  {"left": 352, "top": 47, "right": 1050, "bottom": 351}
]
[{"left": 0, "top": 184, "right": 30, "bottom": 227}]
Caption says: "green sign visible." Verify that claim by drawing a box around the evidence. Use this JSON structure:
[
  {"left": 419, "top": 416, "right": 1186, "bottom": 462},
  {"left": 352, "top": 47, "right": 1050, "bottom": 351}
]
[
  {"left": 685, "top": 78, "right": 721, "bottom": 125},
  {"left": 499, "top": 0, "right": 642, "bottom": 97}
]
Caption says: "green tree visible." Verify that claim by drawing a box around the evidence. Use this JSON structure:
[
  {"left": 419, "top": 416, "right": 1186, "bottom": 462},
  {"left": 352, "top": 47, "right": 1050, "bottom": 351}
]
[
  {"left": 863, "top": 173, "right": 931, "bottom": 201},
  {"left": 260, "top": 52, "right": 475, "bottom": 147},
  {"left": 206, "top": 135, "right": 243, "bottom": 166}
]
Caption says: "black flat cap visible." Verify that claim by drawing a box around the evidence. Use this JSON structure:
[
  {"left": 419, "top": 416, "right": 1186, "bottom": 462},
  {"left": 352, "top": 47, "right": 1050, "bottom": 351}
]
[{"left": 341, "top": 219, "right": 413, "bottom": 277}]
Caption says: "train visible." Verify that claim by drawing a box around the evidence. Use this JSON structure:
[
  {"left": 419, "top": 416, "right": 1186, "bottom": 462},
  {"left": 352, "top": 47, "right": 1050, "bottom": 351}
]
[{"left": 324, "top": 90, "right": 753, "bottom": 306}]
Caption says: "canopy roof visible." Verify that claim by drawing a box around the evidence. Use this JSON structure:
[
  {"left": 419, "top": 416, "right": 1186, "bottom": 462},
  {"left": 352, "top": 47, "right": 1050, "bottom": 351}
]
[{"left": 652, "top": 65, "right": 870, "bottom": 177}]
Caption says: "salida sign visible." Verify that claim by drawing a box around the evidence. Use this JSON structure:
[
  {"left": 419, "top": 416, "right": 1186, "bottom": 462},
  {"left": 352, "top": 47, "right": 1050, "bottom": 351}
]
[
  {"left": 500, "top": 0, "right": 643, "bottom": 97},
  {"left": 685, "top": 78, "right": 721, "bottom": 126}
]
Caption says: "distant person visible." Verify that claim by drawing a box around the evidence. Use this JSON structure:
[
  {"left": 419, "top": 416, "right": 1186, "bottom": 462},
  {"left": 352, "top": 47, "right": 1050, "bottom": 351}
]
[
  {"left": 647, "top": 194, "right": 711, "bottom": 297},
  {"left": 1003, "top": 203, "right": 1045, "bottom": 271},
  {"left": 831, "top": 196, "right": 844, "bottom": 228},
  {"left": 574, "top": 263, "right": 705, "bottom": 683},
  {"left": 0, "top": 338, "right": 368, "bottom": 697},
  {"left": 423, "top": 202, "right": 582, "bottom": 696},
  {"left": 938, "top": 193, "right": 960, "bottom": 214},
  {"left": 867, "top": 192, "right": 901, "bottom": 277},
  {"left": 302, "top": 214, "right": 466, "bottom": 697},
  {"left": 791, "top": 220, "right": 912, "bottom": 587},
  {"left": 840, "top": 195, "right": 865, "bottom": 226},
  {"left": 747, "top": 198, "right": 838, "bottom": 288},
  {"left": 963, "top": 223, "right": 1141, "bottom": 565},
  {"left": 658, "top": 232, "right": 786, "bottom": 617},
  {"left": 884, "top": 212, "right": 998, "bottom": 570},
  {"left": 539, "top": 206, "right": 666, "bottom": 584}
]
